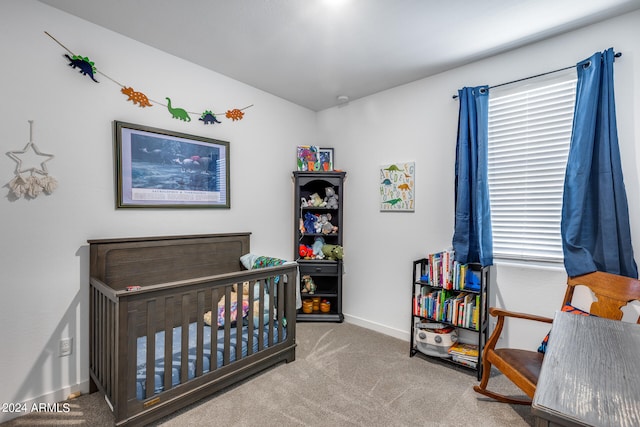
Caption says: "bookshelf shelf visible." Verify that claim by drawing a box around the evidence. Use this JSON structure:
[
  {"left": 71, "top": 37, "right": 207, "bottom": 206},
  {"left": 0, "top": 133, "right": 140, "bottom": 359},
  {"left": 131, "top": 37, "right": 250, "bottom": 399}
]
[
  {"left": 409, "top": 256, "right": 489, "bottom": 380},
  {"left": 293, "top": 171, "right": 346, "bottom": 322}
]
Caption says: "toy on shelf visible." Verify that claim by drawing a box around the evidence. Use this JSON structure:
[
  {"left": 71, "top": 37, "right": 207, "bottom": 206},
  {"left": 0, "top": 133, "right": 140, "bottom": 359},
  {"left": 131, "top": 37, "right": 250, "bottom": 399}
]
[
  {"left": 309, "top": 193, "right": 326, "bottom": 207},
  {"left": 324, "top": 186, "right": 339, "bottom": 209},
  {"left": 312, "top": 237, "right": 325, "bottom": 259},
  {"left": 303, "top": 212, "right": 318, "bottom": 234},
  {"left": 301, "top": 275, "right": 317, "bottom": 294},
  {"left": 299, "top": 244, "right": 313, "bottom": 259},
  {"left": 320, "top": 213, "right": 338, "bottom": 234},
  {"left": 322, "top": 244, "right": 344, "bottom": 260}
]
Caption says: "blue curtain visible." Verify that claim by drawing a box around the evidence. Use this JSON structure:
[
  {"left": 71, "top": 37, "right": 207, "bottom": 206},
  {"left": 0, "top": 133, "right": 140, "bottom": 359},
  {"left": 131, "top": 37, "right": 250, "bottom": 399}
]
[
  {"left": 453, "top": 86, "right": 493, "bottom": 267},
  {"left": 561, "top": 48, "right": 637, "bottom": 278}
]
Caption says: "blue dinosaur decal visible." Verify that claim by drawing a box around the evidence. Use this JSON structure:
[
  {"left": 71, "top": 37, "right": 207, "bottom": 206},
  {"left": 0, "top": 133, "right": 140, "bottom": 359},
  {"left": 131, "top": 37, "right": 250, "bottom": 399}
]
[
  {"left": 64, "top": 54, "right": 99, "bottom": 83},
  {"left": 199, "top": 110, "right": 221, "bottom": 125}
]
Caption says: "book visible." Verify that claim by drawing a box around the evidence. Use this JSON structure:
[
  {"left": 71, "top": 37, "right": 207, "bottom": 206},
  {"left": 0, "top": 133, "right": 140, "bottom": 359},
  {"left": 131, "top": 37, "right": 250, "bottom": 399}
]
[
  {"left": 448, "top": 342, "right": 479, "bottom": 360},
  {"left": 451, "top": 354, "right": 478, "bottom": 368}
]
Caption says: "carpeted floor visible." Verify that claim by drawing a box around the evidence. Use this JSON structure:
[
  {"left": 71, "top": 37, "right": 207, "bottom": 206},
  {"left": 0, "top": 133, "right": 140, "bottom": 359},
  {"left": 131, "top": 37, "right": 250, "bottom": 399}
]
[{"left": 2, "top": 322, "right": 535, "bottom": 426}]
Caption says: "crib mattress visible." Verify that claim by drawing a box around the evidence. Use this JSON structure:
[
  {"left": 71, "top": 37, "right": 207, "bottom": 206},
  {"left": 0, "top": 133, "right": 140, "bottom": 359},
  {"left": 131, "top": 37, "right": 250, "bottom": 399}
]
[{"left": 136, "top": 322, "right": 285, "bottom": 400}]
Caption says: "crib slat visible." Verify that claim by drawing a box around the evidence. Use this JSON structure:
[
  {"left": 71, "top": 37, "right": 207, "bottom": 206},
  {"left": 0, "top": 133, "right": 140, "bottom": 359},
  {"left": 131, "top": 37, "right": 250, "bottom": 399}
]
[
  {"left": 268, "top": 277, "right": 275, "bottom": 347},
  {"left": 163, "top": 296, "right": 174, "bottom": 393},
  {"left": 106, "top": 296, "right": 113, "bottom": 396},
  {"left": 126, "top": 304, "right": 137, "bottom": 403},
  {"left": 235, "top": 285, "right": 243, "bottom": 361},
  {"left": 90, "top": 287, "right": 95, "bottom": 377},
  {"left": 223, "top": 286, "right": 231, "bottom": 365},
  {"left": 210, "top": 288, "right": 218, "bottom": 372},
  {"left": 196, "top": 290, "right": 205, "bottom": 377},
  {"left": 145, "top": 300, "right": 156, "bottom": 399},
  {"left": 180, "top": 293, "right": 190, "bottom": 385},
  {"left": 246, "top": 279, "right": 255, "bottom": 355},
  {"left": 96, "top": 291, "right": 102, "bottom": 385},
  {"left": 277, "top": 275, "right": 284, "bottom": 343},
  {"left": 258, "top": 280, "right": 265, "bottom": 351}
]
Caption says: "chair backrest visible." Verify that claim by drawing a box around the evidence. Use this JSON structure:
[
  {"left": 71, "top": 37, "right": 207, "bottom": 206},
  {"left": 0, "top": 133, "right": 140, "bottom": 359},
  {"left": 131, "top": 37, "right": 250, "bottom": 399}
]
[{"left": 564, "top": 271, "right": 640, "bottom": 323}]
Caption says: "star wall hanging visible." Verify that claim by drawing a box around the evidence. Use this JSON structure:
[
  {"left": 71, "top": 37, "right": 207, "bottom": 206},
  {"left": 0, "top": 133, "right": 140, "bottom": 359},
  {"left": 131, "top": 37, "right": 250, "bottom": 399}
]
[{"left": 6, "top": 121, "right": 58, "bottom": 199}]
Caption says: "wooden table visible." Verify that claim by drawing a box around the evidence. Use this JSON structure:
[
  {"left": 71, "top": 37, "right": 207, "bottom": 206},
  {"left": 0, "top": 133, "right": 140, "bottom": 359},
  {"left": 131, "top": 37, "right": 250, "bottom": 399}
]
[{"left": 532, "top": 310, "right": 640, "bottom": 427}]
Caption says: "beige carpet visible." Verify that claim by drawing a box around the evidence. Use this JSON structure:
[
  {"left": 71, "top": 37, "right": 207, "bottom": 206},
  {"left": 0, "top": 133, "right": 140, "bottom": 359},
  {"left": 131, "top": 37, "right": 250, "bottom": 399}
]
[{"left": 2, "top": 322, "right": 534, "bottom": 426}]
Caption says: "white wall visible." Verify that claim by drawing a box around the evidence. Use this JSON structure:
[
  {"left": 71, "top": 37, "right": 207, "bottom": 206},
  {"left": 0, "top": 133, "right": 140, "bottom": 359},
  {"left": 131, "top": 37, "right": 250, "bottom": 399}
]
[
  {"left": 317, "top": 10, "right": 640, "bottom": 348},
  {"left": 0, "top": 1, "right": 316, "bottom": 421}
]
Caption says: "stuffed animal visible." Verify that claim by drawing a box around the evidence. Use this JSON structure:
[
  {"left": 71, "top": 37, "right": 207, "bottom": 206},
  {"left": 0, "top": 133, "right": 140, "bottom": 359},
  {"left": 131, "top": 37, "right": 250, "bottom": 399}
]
[
  {"left": 322, "top": 244, "right": 344, "bottom": 260},
  {"left": 304, "top": 212, "right": 318, "bottom": 234},
  {"left": 301, "top": 275, "right": 317, "bottom": 294},
  {"left": 299, "top": 244, "right": 313, "bottom": 258},
  {"left": 300, "top": 197, "right": 309, "bottom": 208},
  {"left": 312, "top": 236, "right": 325, "bottom": 259},
  {"left": 324, "top": 186, "right": 339, "bottom": 209},
  {"left": 320, "top": 213, "right": 338, "bottom": 234},
  {"left": 309, "top": 192, "right": 326, "bottom": 207}
]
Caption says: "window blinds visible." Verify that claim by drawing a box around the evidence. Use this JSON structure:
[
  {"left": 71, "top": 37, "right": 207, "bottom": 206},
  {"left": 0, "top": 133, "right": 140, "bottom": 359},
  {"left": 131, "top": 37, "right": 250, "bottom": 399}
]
[{"left": 487, "top": 71, "right": 576, "bottom": 262}]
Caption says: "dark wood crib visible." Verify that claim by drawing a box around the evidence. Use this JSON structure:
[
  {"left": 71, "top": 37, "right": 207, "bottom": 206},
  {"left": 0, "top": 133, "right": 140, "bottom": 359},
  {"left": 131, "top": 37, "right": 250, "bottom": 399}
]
[{"left": 88, "top": 233, "right": 297, "bottom": 426}]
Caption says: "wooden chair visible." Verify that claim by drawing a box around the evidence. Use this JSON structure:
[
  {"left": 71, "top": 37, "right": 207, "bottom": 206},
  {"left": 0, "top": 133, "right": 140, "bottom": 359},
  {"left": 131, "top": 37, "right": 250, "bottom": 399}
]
[{"left": 473, "top": 271, "right": 640, "bottom": 405}]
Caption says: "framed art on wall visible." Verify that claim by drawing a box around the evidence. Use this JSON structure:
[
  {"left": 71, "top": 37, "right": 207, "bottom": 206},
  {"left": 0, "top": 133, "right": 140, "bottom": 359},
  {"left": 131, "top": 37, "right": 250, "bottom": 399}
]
[
  {"left": 318, "top": 147, "right": 334, "bottom": 171},
  {"left": 114, "top": 121, "right": 230, "bottom": 208},
  {"left": 379, "top": 161, "right": 415, "bottom": 212}
]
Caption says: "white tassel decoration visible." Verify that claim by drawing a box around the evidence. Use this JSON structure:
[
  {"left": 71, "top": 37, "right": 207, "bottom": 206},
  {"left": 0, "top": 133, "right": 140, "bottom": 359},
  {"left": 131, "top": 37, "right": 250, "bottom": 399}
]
[
  {"left": 9, "top": 175, "right": 28, "bottom": 198},
  {"left": 26, "top": 176, "right": 43, "bottom": 198},
  {"left": 40, "top": 176, "right": 58, "bottom": 194}
]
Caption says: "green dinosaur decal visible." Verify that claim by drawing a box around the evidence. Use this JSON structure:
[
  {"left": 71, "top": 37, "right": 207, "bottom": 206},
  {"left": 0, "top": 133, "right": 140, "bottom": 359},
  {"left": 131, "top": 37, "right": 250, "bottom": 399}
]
[
  {"left": 166, "top": 97, "right": 191, "bottom": 122},
  {"left": 383, "top": 198, "right": 403, "bottom": 206},
  {"left": 384, "top": 165, "right": 402, "bottom": 172}
]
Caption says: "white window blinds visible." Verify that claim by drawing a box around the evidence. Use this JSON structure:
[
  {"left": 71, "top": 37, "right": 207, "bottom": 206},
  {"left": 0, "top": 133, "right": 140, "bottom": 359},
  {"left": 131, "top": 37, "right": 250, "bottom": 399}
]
[{"left": 487, "top": 71, "right": 577, "bottom": 262}]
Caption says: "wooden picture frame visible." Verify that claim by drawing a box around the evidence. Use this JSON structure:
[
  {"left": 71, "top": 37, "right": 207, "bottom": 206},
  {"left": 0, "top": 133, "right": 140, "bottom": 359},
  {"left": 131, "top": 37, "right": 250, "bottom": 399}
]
[{"left": 114, "top": 121, "right": 230, "bottom": 208}]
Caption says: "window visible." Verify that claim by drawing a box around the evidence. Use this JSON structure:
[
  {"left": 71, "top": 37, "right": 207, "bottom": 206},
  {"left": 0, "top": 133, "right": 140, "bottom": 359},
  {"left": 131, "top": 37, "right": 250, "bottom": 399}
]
[{"left": 487, "top": 71, "right": 577, "bottom": 262}]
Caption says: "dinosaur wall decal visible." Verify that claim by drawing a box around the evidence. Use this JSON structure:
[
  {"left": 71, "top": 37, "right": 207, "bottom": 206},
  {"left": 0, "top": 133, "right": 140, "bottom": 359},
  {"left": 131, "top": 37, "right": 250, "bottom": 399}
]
[
  {"left": 199, "top": 110, "right": 221, "bottom": 125},
  {"left": 166, "top": 97, "right": 191, "bottom": 121},
  {"left": 64, "top": 54, "right": 98, "bottom": 82},
  {"left": 121, "top": 87, "right": 152, "bottom": 108}
]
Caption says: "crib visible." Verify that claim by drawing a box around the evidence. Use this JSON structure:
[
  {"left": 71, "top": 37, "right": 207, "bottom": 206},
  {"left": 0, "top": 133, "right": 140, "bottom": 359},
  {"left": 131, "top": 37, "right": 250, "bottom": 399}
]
[{"left": 88, "top": 233, "right": 297, "bottom": 426}]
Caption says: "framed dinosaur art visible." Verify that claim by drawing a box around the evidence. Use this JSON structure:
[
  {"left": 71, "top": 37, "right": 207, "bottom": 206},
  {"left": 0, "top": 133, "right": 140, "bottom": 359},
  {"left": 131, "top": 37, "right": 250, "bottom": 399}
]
[
  {"left": 379, "top": 161, "right": 415, "bottom": 212},
  {"left": 114, "top": 121, "right": 230, "bottom": 208}
]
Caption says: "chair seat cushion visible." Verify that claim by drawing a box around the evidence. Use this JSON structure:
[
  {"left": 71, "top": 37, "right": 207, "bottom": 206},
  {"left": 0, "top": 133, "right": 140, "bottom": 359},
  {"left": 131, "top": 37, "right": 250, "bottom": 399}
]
[{"left": 493, "top": 348, "right": 544, "bottom": 390}]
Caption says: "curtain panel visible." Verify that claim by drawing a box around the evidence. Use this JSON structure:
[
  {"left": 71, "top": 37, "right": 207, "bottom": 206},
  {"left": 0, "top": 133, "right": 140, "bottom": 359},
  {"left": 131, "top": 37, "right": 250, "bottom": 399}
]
[
  {"left": 561, "top": 48, "right": 637, "bottom": 278},
  {"left": 453, "top": 86, "right": 493, "bottom": 267}
]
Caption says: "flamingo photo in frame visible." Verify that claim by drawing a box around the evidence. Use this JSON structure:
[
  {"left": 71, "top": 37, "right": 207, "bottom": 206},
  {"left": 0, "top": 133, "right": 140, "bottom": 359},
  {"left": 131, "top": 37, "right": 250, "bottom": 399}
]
[
  {"left": 379, "top": 161, "right": 415, "bottom": 212},
  {"left": 114, "top": 121, "right": 230, "bottom": 208}
]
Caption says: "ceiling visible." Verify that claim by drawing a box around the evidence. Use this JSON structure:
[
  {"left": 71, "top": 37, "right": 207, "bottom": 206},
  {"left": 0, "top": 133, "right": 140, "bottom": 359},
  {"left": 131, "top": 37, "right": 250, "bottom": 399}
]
[{"left": 39, "top": 0, "right": 640, "bottom": 111}]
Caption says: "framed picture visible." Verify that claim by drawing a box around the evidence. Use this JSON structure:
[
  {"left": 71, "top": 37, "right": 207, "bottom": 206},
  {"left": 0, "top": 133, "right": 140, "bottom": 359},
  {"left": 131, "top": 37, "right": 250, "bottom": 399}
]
[
  {"left": 297, "top": 145, "right": 319, "bottom": 171},
  {"left": 114, "top": 121, "right": 230, "bottom": 208},
  {"left": 318, "top": 147, "right": 334, "bottom": 171},
  {"left": 380, "top": 161, "right": 415, "bottom": 212}
]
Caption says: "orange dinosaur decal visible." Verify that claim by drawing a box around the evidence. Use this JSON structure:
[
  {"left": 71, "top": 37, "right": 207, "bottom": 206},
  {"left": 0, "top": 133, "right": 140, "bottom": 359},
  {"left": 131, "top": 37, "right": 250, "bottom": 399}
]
[
  {"left": 121, "top": 86, "right": 152, "bottom": 108},
  {"left": 226, "top": 109, "right": 244, "bottom": 121}
]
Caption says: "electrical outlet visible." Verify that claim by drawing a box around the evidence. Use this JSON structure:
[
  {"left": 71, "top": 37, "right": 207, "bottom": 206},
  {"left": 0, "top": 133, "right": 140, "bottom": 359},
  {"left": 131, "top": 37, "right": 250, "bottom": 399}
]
[{"left": 60, "top": 337, "right": 73, "bottom": 357}]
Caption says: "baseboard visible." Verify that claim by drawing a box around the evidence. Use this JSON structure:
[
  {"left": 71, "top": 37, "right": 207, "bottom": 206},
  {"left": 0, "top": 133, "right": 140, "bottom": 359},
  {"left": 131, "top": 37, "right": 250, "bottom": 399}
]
[
  {"left": 343, "top": 313, "right": 410, "bottom": 342},
  {"left": 0, "top": 380, "right": 90, "bottom": 424}
]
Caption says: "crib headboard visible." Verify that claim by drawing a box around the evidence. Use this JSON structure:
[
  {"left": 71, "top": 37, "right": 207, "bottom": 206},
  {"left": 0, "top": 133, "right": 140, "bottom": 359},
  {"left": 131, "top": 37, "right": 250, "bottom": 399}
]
[{"left": 88, "top": 233, "right": 251, "bottom": 291}]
